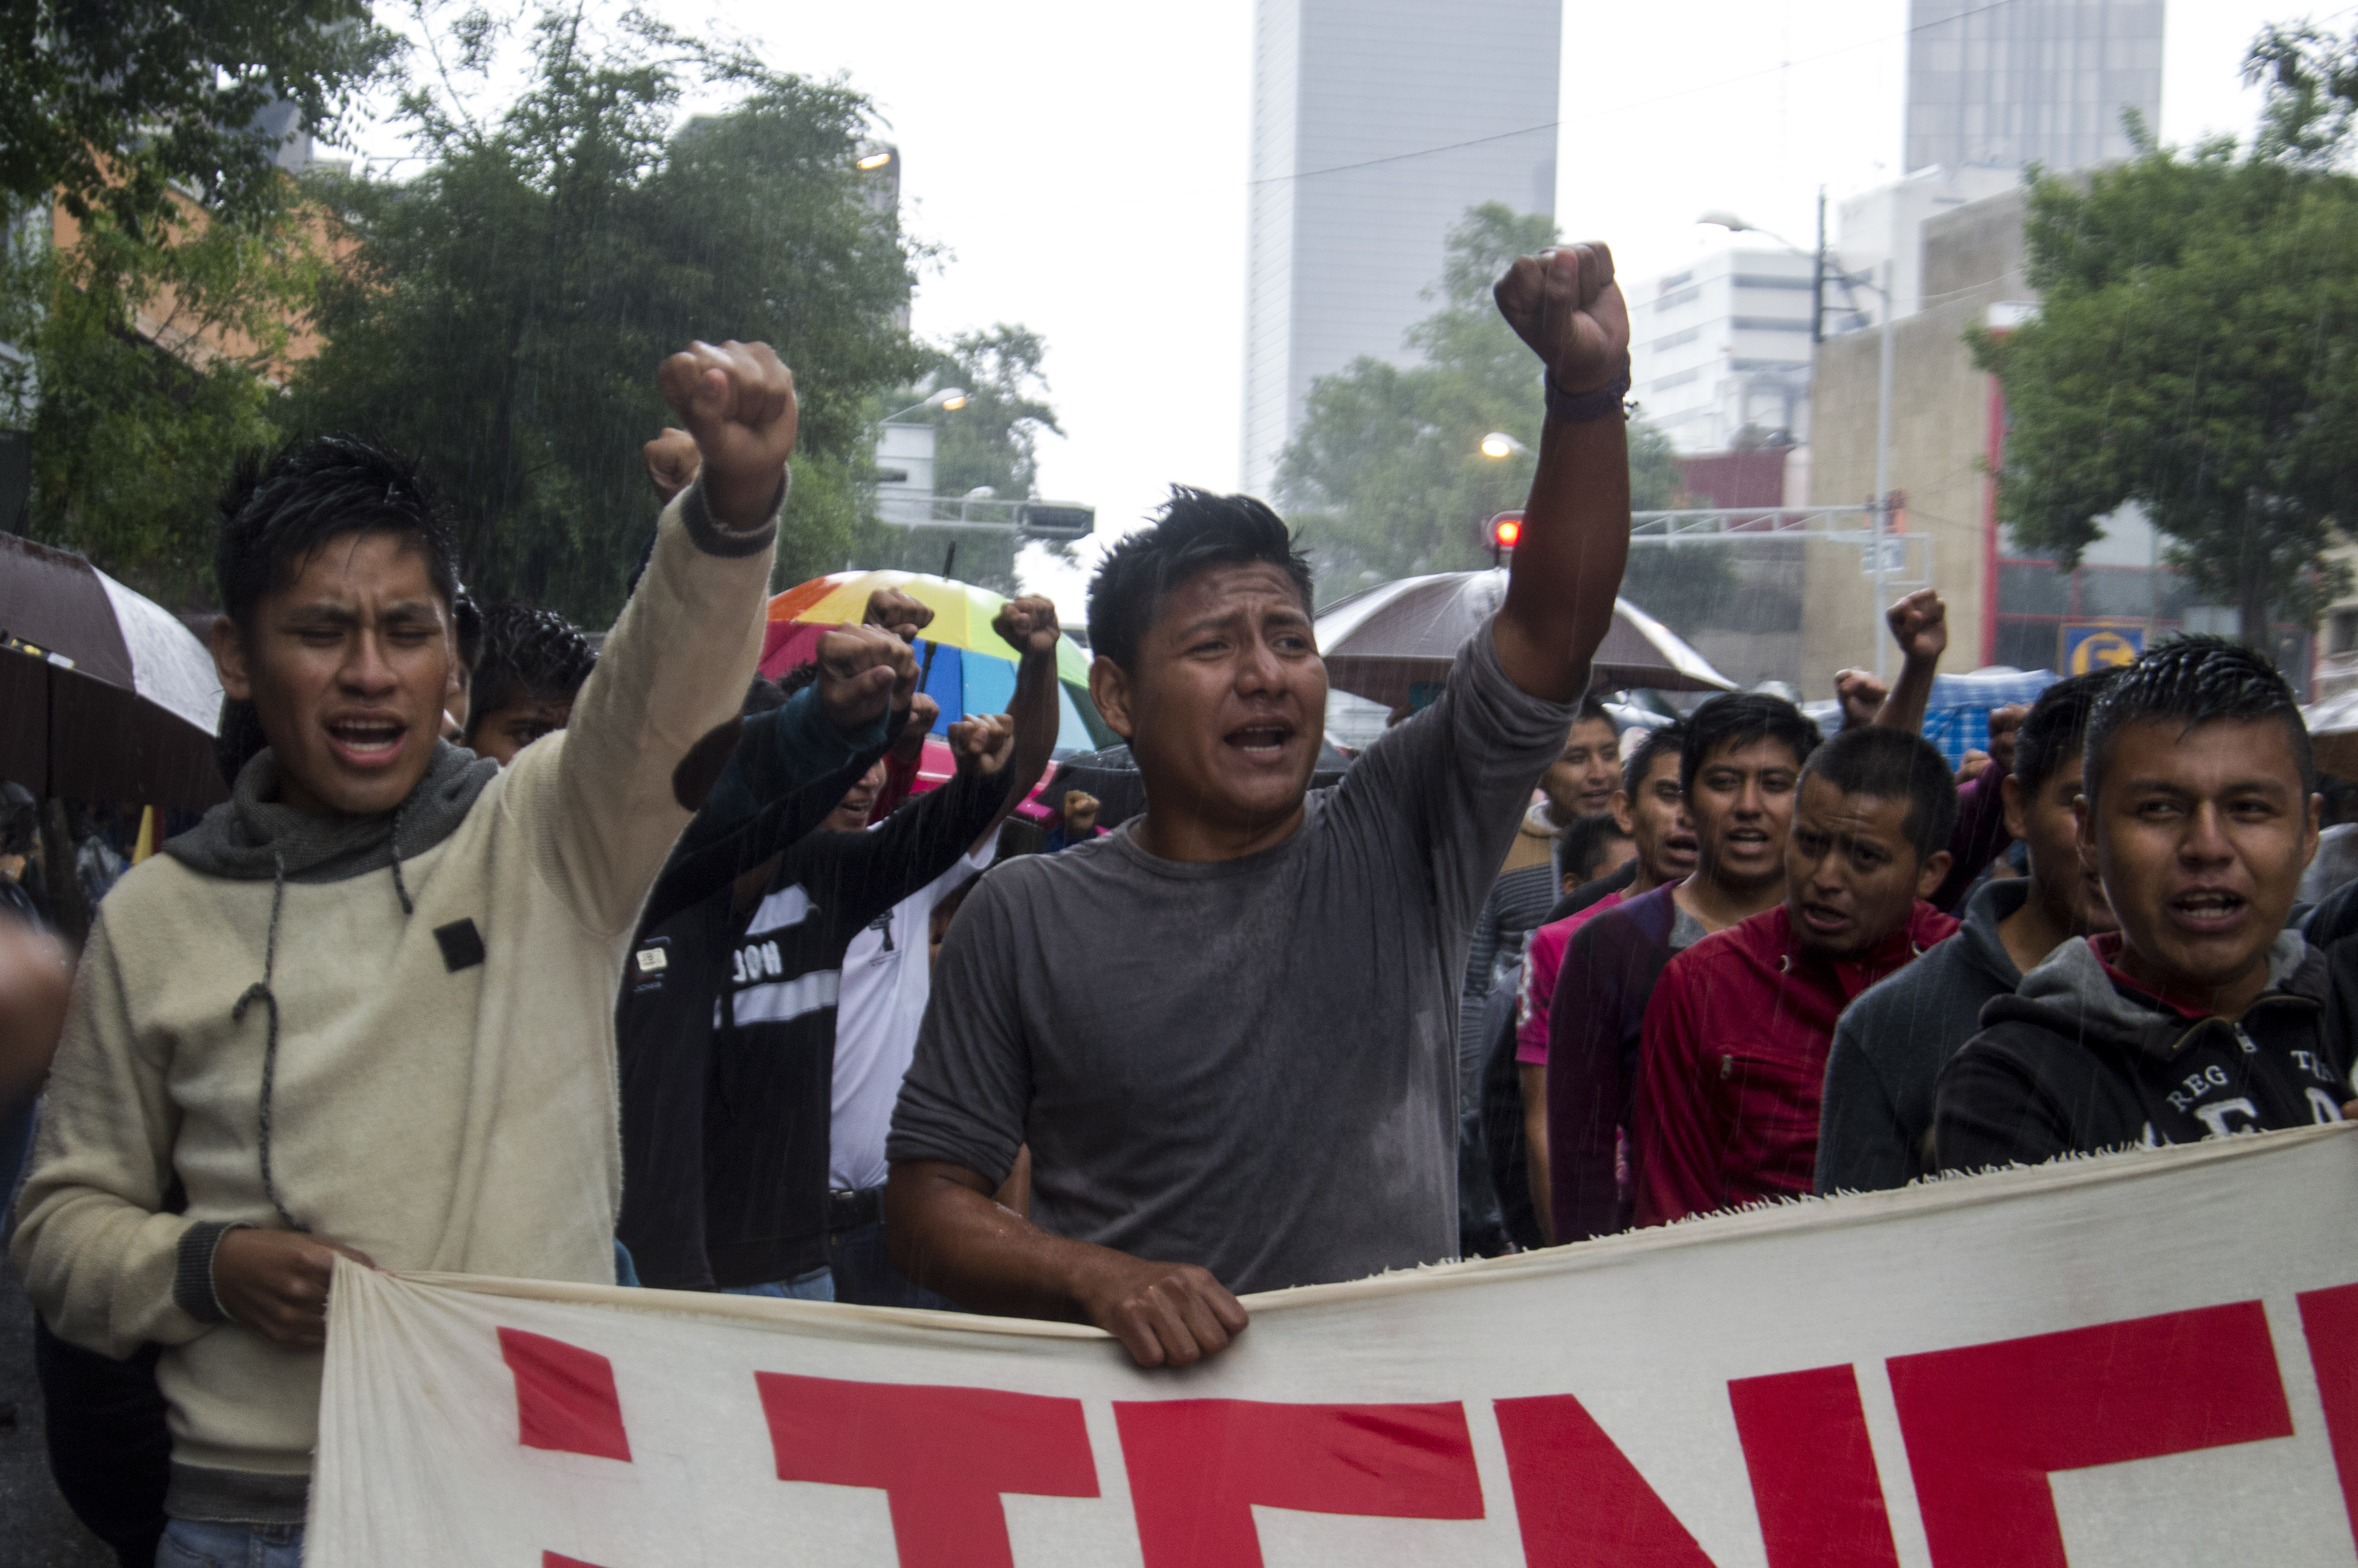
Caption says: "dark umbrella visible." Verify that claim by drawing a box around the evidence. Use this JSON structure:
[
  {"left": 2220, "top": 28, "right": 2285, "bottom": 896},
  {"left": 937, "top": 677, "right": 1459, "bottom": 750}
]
[
  {"left": 1315, "top": 569, "right": 1737, "bottom": 710},
  {"left": 0, "top": 532, "right": 227, "bottom": 808}
]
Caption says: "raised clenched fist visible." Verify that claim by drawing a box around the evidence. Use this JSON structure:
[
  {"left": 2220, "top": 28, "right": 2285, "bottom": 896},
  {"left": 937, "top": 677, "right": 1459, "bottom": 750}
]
[
  {"left": 947, "top": 712, "right": 1016, "bottom": 778},
  {"left": 1885, "top": 588, "right": 1949, "bottom": 665},
  {"left": 815, "top": 622, "right": 919, "bottom": 735},
  {"left": 991, "top": 594, "right": 1060, "bottom": 660},
  {"left": 642, "top": 426, "right": 701, "bottom": 506},
  {"left": 1493, "top": 243, "right": 1631, "bottom": 395},
  {"left": 655, "top": 340, "right": 797, "bottom": 530},
  {"left": 866, "top": 587, "right": 936, "bottom": 644}
]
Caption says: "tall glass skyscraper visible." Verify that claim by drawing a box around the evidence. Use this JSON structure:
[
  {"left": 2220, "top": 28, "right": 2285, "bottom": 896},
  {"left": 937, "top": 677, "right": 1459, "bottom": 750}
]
[
  {"left": 1242, "top": 0, "right": 1560, "bottom": 498},
  {"left": 1905, "top": 0, "right": 2165, "bottom": 175}
]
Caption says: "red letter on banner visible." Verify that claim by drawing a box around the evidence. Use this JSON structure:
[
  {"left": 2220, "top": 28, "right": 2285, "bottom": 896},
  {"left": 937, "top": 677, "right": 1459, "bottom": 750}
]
[
  {"left": 2297, "top": 1281, "right": 2358, "bottom": 1550},
  {"left": 497, "top": 1328, "right": 631, "bottom": 1462},
  {"left": 1727, "top": 1365, "right": 1900, "bottom": 1568},
  {"left": 1494, "top": 1393, "right": 1714, "bottom": 1566},
  {"left": 756, "top": 1374, "right": 1096, "bottom": 1568},
  {"left": 1115, "top": 1399, "right": 1482, "bottom": 1568},
  {"left": 1887, "top": 1300, "right": 2293, "bottom": 1568}
]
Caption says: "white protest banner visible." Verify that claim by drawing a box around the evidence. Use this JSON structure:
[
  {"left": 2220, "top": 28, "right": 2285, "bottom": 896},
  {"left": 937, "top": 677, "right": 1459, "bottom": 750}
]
[{"left": 309, "top": 1124, "right": 2358, "bottom": 1568}]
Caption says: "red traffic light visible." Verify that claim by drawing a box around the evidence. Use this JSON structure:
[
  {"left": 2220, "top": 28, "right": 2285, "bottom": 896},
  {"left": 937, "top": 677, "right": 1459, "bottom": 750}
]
[{"left": 1490, "top": 512, "right": 1524, "bottom": 549}]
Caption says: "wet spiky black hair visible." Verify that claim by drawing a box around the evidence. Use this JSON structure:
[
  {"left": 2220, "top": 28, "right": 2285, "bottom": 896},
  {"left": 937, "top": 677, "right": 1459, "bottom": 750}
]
[
  {"left": 214, "top": 434, "right": 457, "bottom": 635},
  {"left": 2083, "top": 635, "right": 2314, "bottom": 805},
  {"left": 1620, "top": 720, "right": 1686, "bottom": 798},
  {"left": 1801, "top": 724, "right": 1959, "bottom": 864},
  {"left": 1085, "top": 486, "right": 1313, "bottom": 673},
  {"left": 1679, "top": 692, "right": 1821, "bottom": 798},
  {"left": 463, "top": 603, "right": 596, "bottom": 743},
  {"left": 2009, "top": 667, "right": 2119, "bottom": 798}
]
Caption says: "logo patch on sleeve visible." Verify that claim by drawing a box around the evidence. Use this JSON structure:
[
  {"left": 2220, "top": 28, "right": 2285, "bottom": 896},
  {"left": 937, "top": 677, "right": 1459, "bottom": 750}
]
[{"left": 435, "top": 918, "right": 487, "bottom": 973}]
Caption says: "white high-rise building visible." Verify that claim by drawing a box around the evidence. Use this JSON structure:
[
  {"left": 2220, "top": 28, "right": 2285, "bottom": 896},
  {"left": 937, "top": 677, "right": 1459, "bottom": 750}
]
[
  {"left": 1242, "top": 0, "right": 1560, "bottom": 499},
  {"left": 1626, "top": 249, "right": 1816, "bottom": 457}
]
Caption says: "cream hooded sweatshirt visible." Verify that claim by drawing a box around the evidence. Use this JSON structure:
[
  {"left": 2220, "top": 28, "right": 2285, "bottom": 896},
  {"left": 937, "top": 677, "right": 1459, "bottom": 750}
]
[{"left": 12, "top": 482, "right": 785, "bottom": 1524}]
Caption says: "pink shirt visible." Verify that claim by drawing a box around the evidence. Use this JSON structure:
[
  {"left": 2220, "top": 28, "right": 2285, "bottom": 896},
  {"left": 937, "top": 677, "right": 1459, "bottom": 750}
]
[{"left": 1515, "top": 890, "right": 1629, "bottom": 1065}]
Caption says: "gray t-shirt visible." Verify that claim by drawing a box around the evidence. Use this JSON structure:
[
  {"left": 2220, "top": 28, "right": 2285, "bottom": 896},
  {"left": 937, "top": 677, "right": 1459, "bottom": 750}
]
[{"left": 888, "top": 627, "right": 1581, "bottom": 1294}]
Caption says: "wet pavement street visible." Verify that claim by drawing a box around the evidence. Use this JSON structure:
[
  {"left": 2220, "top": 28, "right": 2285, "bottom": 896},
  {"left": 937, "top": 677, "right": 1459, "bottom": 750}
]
[{"left": 0, "top": 1254, "right": 113, "bottom": 1568}]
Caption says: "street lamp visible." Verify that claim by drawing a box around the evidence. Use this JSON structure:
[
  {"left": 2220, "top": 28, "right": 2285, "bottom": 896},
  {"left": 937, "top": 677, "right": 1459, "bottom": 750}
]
[
  {"left": 883, "top": 387, "right": 968, "bottom": 422},
  {"left": 1478, "top": 431, "right": 1527, "bottom": 458},
  {"left": 1701, "top": 209, "right": 1901, "bottom": 679}
]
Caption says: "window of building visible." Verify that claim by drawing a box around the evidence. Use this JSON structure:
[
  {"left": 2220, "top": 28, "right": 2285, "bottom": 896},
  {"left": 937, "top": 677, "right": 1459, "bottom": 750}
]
[
  {"left": 2331, "top": 609, "right": 2358, "bottom": 655},
  {"left": 1652, "top": 327, "right": 1700, "bottom": 352}
]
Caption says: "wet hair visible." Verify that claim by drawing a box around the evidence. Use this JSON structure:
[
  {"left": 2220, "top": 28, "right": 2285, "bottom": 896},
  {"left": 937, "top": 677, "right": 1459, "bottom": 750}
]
[
  {"left": 213, "top": 697, "right": 270, "bottom": 789},
  {"left": 744, "top": 673, "right": 791, "bottom": 715},
  {"left": 1621, "top": 720, "right": 1687, "bottom": 798},
  {"left": 1085, "top": 486, "right": 1313, "bottom": 673},
  {"left": 1557, "top": 811, "right": 1632, "bottom": 886},
  {"left": 1679, "top": 692, "right": 1821, "bottom": 797},
  {"left": 214, "top": 434, "right": 458, "bottom": 636},
  {"left": 1573, "top": 695, "right": 1613, "bottom": 730},
  {"left": 775, "top": 661, "right": 819, "bottom": 699},
  {"left": 1800, "top": 724, "right": 1959, "bottom": 865},
  {"left": 452, "top": 588, "right": 484, "bottom": 676},
  {"left": 2084, "top": 635, "right": 2314, "bottom": 804},
  {"left": 463, "top": 603, "right": 596, "bottom": 742},
  {"left": 2010, "top": 668, "right": 2119, "bottom": 798}
]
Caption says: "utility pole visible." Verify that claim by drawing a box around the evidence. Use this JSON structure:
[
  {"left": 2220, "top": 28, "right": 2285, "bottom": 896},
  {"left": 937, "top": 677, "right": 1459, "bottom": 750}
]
[
  {"left": 1811, "top": 186, "right": 1826, "bottom": 346},
  {"left": 1872, "top": 258, "right": 1896, "bottom": 681}
]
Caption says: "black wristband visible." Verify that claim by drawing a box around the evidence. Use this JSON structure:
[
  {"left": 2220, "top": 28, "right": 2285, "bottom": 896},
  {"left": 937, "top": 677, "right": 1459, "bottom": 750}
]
[{"left": 1545, "top": 358, "right": 1632, "bottom": 425}]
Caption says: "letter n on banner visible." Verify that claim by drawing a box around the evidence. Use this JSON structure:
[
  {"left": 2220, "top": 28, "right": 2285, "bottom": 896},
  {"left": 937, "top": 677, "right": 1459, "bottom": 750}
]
[
  {"left": 498, "top": 1328, "right": 632, "bottom": 1462},
  {"left": 1495, "top": 1392, "right": 1714, "bottom": 1566},
  {"left": 1115, "top": 1399, "right": 1483, "bottom": 1568},
  {"left": 755, "top": 1374, "right": 1096, "bottom": 1568},
  {"left": 1727, "top": 1366, "right": 1901, "bottom": 1568},
  {"left": 1887, "top": 1301, "right": 2294, "bottom": 1568}
]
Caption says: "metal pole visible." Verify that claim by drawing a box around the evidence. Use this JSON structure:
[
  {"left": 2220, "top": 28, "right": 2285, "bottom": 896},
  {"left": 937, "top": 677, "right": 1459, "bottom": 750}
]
[
  {"left": 1811, "top": 186, "right": 1826, "bottom": 346},
  {"left": 1872, "top": 260, "right": 1895, "bottom": 682}
]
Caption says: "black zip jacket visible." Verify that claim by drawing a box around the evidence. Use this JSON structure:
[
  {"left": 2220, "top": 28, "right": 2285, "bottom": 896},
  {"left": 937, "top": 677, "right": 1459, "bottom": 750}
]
[
  {"left": 1932, "top": 932, "right": 2353, "bottom": 1175},
  {"left": 619, "top": 765, "right": 1007, "bottom": 1289}
]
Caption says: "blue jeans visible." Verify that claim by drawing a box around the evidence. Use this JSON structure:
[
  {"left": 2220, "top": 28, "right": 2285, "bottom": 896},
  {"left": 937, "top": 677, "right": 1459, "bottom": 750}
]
[
  {"left": 827, "top": 1219, "right": 949, "bottom": 1311},
  {"left": 156, "top": 1519, "right": 304, "bottom": 1568},
  {"left": 721, "top": 1266, "right": 833, "bottom": 1302}
]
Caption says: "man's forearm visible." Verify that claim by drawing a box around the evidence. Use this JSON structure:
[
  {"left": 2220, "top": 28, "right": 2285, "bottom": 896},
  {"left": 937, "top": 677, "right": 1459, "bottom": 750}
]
[
  {"left": 884, "top": 1161, "right": 1106, "bottom": 1323},
  {"left": 1496, "top": 414, "right": 1631, "bottom": 702},
  {"left": 1872, "top": 651, "right": 1938, "bottom": 734}
]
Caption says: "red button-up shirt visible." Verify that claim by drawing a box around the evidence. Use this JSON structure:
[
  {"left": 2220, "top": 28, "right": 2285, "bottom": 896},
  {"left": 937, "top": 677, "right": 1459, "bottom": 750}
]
[{"left": 1632, "top": 900, "right": 1959, "bottom": 1226}]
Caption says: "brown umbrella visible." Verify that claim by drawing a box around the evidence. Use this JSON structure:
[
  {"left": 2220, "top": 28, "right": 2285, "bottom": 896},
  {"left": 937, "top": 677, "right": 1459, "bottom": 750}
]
[
  {"left": 0, "top": 532, "right": 227, "bottom": 808},
  {"left": 1315, "top": 569, "right": 1736, "bottom": 710}
]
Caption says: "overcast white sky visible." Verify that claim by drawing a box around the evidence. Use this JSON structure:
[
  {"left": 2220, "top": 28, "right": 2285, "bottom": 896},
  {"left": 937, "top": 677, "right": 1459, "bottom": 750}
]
[{"left": 348, "top": 0, "right": 2338, "bottom": 617}]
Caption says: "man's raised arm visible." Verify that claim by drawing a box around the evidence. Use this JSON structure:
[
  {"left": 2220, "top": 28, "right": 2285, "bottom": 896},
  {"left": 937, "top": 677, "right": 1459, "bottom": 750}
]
[{"left": 1491, "top": 243, "right": 1633, "bottom": 704}]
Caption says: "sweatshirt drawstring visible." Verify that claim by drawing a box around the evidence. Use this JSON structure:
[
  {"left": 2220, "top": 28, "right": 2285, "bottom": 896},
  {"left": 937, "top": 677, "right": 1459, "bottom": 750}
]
[
  {"left": 234, "top": 853, "right": 305, "bottom": 1232},
  {"left": 388, "top": 797, "right": 414, "bottom": 916}
]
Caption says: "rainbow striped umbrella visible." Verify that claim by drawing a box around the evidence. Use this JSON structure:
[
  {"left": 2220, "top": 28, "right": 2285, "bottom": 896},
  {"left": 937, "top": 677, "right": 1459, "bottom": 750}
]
[{"left": 761, "top": 571, "right": 1106, "bottom": 765}]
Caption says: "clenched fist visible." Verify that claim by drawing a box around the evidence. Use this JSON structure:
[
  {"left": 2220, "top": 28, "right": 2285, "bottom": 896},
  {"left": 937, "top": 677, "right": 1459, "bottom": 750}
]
[
  {"left": 815, "top": 623, "right": 919, "bottom": 735},
  {"left": 1885, "top": 588, "right": 1949, "bottom": 665},
  {"left": 1493, "top": 243, "right": 1631, "bottom": 394},
  {"left": 212, "top": 1228, "right": 376, "bottom": 1349},
  {"left": 947, "top": 712, "right": 1016, "bottom": 779},
  {"left": 866, "top": 587, "right": 936, "bottom": 644},
  {"left": 655, "top": 340, "right": 797, "bottom": 530},
  {"left": 991, "top": 595, "right": 1060, "bottom": 660},
  {"left": 642, "top": 426, "right": 701, "bottom": 506}
]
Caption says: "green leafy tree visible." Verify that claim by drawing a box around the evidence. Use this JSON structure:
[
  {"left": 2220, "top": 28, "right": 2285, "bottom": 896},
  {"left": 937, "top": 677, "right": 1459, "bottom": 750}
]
[
  {"left": 286, "top": 3, "right": 923, "bottom": 621},
  {"left": 1, "top": 0, "right": 397, "bottom": 234},
  {"left": 0, "top": 195, "right": 329, "bottom": 605},
  {"left": 1973, "top": 38, "right": 2358, "bottom": 646},
  {"left": 857, "top": 323, "right": 1062, "bottom": 594},
  {"left": 1276, "top": 202, "right": 1725, "bottom": 623}
]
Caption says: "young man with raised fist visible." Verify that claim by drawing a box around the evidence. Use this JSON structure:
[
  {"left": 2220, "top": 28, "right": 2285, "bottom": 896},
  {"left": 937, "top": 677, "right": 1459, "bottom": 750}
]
[
  {"left": 10, "top": 342, "right": 893, "bottom": 1565},
  {"left": 886, "top": 242, "right": 1631, "bottom": 1366},
  {"left": 1935, "top": 638, "right": 2349, "bottom": 1173}
]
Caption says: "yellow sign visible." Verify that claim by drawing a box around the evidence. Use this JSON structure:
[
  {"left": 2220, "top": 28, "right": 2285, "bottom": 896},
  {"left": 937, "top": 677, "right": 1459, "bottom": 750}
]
[{"left": 2063, "top": 624, "right": 2145, "bottom": 674}]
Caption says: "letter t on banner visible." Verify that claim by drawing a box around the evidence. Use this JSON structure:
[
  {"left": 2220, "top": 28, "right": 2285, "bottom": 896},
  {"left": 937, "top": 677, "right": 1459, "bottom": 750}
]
[
  {"left": 1727, "top": 1365, "right": 1901, "bottom": 1568},
  {"left": 1887, "top": 1301, "right": 2294, "bottom": 1568},
  {"left": 756, "top": 1374, "right": 1098, "bottom": 1568},
  {"left": 1115, "top": 1399, "right": 1483, "bottom": 1568}
]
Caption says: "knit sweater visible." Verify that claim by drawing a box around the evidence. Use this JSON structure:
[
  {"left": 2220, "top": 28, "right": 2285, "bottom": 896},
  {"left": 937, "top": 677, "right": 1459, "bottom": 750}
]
[{"left": 11, "top": 480, "right": 779, "bottom": 1524}]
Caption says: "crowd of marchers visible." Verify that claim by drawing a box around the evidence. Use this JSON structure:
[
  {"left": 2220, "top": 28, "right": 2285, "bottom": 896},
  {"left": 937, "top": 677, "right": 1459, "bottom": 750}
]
[{"left": 0, "top": 243, "right": 2350, "bottom": 1568}]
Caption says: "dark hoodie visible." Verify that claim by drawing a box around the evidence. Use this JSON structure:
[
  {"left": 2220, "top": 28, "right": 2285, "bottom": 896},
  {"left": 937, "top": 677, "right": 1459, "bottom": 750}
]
[
  {"left": 1932, "top": 932, "right": 2353, "bottom": 1174},
  {"left": 1816, "top": 876, "right": 2032, "bottom": 1194}
]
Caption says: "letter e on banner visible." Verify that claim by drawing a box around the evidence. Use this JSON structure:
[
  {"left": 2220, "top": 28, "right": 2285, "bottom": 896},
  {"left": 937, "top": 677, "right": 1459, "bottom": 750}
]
[
  {"left": 2296, "top": 1281, "right": 2358, "bottom": 1551},
  {"left": 755, "top": 1374, "right": 1096, "bottom": 1568},
  {"left": 1727, "top": 1365, "right": 1900, "bottom": 1568},
  {"left": 497, "top": 1328, "right": 632, "bottom": 1462},
  {"left": 1115, "top": 1399, "right": 1483, "bottom": 1568},
  {"left": 1888, "top": 1301, "right": 2294, "bottom": 1567},
  {"left": 1494, "top": 1393, "right": 1714, "bottom": 1566}
]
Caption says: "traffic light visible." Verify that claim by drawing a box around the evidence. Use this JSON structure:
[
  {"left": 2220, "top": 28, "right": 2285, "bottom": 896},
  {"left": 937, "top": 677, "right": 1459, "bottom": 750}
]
[
  {"left": 1018, "top": 503, "right": 1095, "bottom": 541},
  {"left": 1488, "top": 511, "right": 1524, "bottom": 564}
]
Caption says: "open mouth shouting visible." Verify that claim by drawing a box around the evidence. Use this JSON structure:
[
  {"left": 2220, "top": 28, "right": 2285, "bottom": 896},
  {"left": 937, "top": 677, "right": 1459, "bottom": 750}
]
[
  {"left": 325, "top": 714, "right": 411, "bottom": 770},
  {"left": 1798, "top": 899, "right": 1853, "bottom": 939},
  {"left": 1224, "top": 721, "right": 1296, "bottom": 762},
  {"left": 2167, "top": 886, "right": 2249, "bottom": 937}
]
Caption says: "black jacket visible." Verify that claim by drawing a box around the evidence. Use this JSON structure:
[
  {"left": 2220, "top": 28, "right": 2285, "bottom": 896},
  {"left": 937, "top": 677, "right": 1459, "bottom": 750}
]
[
  {"left": 1932, "top": 933, "right": 2354, "bottom": 1175},
  {"left": 619, "top": 767, "right": 1007, "bottom": 1288}
]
